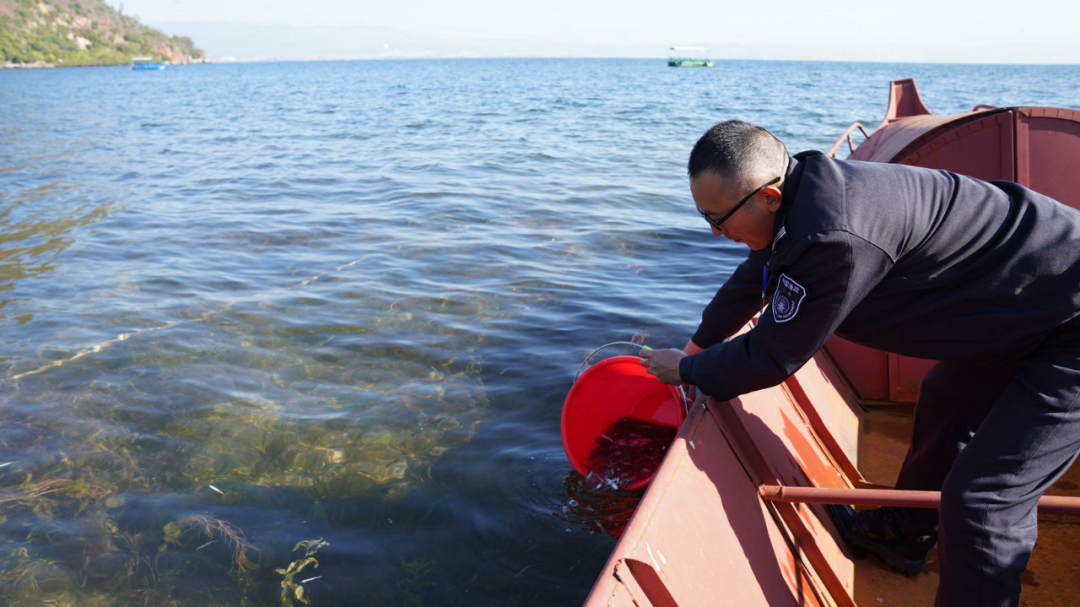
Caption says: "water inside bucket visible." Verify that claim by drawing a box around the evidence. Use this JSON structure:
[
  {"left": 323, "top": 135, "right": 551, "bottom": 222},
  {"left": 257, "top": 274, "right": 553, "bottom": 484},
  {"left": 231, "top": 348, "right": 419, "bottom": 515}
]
[{"left": 585, "top": 417, "right": 677, "bottom": 490}]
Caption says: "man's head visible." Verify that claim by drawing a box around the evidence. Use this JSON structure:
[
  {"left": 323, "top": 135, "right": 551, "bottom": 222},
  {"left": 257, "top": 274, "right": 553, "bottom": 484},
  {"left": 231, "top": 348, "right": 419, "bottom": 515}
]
[{"left": 688, "top": 121, "right": 788, "bottom": 250}]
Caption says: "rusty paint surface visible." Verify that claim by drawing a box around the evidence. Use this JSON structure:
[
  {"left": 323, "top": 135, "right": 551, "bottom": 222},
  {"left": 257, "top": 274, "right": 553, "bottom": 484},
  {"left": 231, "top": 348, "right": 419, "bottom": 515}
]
[
  {"left": 821, "top": 337, "right": 889, "bottom": 402},
  {"left": 583, "top": 400, "right": 830, "bottom": 607},
  {"left": 854, "top": 407, "right": 1080, "bottom": 606},
  {"left": 786, "top": 353, "right": 865, "bottom": 483}
]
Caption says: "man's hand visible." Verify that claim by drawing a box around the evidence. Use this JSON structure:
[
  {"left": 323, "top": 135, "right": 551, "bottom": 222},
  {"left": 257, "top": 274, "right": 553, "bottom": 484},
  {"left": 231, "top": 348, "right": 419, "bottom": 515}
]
[{"left": 639, "top": 348, "right": 687, "bottom": 385}]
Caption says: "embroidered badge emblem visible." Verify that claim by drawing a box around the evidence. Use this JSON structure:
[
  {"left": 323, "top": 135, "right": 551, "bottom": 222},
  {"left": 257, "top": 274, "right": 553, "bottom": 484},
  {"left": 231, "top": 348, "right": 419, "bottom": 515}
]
[{"left": 772, "top": 273, "right": 807, "bottom": 323}]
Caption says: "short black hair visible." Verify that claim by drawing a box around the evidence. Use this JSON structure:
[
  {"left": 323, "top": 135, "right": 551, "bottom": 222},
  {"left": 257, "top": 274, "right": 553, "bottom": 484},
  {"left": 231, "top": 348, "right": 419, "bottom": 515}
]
[{"left": 687, "top": 121, "right": 788, "bottom": 186}]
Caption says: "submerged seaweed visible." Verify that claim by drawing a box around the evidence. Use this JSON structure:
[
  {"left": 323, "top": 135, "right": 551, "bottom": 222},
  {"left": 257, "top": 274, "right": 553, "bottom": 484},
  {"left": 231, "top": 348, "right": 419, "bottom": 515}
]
[
  {"left": 276, "top": 538, "right": 328, "bottom": 607},
  {"left": 0, "top": 285, "right": 497, "bottom": 604}
]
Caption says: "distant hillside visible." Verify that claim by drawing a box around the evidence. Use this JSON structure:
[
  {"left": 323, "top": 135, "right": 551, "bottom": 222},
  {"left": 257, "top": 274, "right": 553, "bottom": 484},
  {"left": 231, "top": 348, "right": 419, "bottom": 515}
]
[{"left": 0, "top": 0, "right": 203, "bottom": 66}]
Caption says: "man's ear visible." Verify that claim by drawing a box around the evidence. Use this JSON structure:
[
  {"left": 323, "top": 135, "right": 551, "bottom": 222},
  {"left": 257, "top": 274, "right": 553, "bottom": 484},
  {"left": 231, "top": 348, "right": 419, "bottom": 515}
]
[{"left": 763, "top": 186, "right": 783, "bottom": 212}]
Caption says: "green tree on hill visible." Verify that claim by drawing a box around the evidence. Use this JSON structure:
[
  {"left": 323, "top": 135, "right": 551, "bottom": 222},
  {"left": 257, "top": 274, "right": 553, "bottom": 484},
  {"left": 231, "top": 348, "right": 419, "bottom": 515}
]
[{"left": 0, "top": 0, "right": 204, "bottom": 66}]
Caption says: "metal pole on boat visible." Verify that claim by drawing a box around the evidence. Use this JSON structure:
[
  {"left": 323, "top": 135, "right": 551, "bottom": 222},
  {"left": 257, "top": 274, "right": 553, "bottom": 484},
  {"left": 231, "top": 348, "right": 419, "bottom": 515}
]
[{"left": 758, "top": 485, "right": 1080, "bottom": 516}]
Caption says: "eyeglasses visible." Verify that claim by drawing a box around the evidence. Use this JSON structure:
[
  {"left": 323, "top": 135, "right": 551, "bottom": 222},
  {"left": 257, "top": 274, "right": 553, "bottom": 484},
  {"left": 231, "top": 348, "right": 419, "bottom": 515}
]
[{"left": 697, "top": 176, "right": 781, "bottom": 231}]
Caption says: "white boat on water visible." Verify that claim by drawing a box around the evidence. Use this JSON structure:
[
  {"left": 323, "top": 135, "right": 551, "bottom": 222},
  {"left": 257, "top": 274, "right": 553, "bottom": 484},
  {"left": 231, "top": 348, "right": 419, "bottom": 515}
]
[
  {"left": 131, "top": 57, "right": 166, "bottom": 71},
  {"left": 667, "top": 47, "right": 713, "bottom": 67}
]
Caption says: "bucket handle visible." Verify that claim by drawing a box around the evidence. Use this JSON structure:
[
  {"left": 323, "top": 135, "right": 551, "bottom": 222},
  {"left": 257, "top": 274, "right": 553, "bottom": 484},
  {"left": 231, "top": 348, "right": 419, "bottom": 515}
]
[{"left": 575, "top": 342, "right": 690, "bottom": 415}]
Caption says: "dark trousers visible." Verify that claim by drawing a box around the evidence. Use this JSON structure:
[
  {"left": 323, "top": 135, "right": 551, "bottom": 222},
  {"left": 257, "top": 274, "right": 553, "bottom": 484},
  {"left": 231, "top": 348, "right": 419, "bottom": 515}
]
[{"left": 891, "top": 318, "right": 1080, "bottom": 607}]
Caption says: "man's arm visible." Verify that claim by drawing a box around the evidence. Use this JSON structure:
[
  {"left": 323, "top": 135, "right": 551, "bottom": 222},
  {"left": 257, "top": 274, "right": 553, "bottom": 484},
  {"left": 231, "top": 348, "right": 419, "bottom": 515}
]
[
  {"left": 691, "top": 252, "right": 765, "bottom": 349},
  {"left": 680, "top": 252, "right": 761, "bottom": 401},
  {"left": 683, "top": 339, "right": 703, "bottom": 355},
  {"left": 680, "top": 232, "right": 893, "bottom": 402}
]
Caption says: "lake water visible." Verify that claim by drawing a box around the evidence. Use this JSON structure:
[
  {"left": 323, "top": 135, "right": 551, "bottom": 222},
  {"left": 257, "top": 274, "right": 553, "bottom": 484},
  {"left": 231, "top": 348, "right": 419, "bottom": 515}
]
[{"left": 1, "top": 58, "right": 1079, "bottom": 606}]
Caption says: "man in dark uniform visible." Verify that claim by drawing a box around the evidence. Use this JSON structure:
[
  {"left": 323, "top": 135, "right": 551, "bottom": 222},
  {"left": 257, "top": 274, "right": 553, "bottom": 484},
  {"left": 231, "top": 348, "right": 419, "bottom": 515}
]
[{"left": 639, "top": 120, "right": 1080, "bottom": 607}]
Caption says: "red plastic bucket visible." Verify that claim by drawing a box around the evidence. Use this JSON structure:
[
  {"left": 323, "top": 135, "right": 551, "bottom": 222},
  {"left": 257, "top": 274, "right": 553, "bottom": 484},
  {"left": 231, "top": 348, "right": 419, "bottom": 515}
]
[{"left": 561, "top": 355, "right": 687, "bottom": 491}]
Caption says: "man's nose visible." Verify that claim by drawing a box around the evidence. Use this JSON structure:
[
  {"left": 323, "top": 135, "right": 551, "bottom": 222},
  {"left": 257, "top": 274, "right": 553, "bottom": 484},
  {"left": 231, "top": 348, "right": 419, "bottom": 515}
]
[{"left": 710, "top": 225, "right": 723, "bottom": 237}]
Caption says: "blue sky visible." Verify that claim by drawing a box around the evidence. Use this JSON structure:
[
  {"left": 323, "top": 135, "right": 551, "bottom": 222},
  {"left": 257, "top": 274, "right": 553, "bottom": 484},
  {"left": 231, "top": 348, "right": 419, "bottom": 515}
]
[{"left": 118, "top": 0, "right": 1080, "bottom": 63}]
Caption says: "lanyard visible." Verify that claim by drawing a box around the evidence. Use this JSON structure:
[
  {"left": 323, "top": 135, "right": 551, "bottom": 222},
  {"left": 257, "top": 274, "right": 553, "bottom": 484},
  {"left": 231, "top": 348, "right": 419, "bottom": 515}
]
[
  {"left": 760, "top": 265, "right": 769, "bottom": 315},
  {"left": 760, "top": 223, "right": 787, "bottom": 315}
]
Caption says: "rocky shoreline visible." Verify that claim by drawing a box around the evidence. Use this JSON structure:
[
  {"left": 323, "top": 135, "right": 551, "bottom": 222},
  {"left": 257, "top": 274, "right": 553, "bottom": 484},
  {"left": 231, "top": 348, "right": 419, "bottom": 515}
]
[
  {"left": 2, "top": 60, "right": 54, "bottom": 68},
  {"left": 2, "top": 58, "right": 210, "bottom": 69}
]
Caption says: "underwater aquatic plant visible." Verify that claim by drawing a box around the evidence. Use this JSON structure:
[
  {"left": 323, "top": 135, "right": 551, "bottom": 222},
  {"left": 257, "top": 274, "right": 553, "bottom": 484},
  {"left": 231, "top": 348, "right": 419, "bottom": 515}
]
[
  {"left": 399, "top": 556, "right": 437, "bottom": 607},
  {"left": 275, "top": 538, "right": 328, "bottom": 607},
  {"left": 0, "top": 478, "right": 73, "bottom": 506},
  {"left": 0, "top": 233, "right": 499, "bottom": 604},
  {"left": 1, "top": 557, "right": 78, "bottom": 605},
  {"left": 163, "top": 514, "right": 259, "bottom": 582}
]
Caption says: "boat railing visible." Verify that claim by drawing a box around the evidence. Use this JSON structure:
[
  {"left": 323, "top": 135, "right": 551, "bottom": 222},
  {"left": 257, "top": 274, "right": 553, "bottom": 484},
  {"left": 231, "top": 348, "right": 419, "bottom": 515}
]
[
  {"left": 827, "top": 122, "right": 871, "bottom": 158},
  {"left": 759, "top": 484, "right": 1080, "bottom": 515},
  {"left": 972, "top": 104, "right": 998, "bottom": 112}
]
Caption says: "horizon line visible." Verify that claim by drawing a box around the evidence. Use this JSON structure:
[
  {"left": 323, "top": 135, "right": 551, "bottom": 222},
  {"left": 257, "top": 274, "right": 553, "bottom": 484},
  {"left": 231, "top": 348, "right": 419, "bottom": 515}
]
[{"left": 195, "top": 56, "right": 1080, "bottom": 68}]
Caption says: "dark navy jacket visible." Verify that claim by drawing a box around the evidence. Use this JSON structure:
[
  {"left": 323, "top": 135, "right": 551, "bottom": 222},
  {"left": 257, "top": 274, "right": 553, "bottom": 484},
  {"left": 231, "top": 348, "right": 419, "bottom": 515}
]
[{"left": 679, "top": 151, "right": 1080, "bottom": 401}]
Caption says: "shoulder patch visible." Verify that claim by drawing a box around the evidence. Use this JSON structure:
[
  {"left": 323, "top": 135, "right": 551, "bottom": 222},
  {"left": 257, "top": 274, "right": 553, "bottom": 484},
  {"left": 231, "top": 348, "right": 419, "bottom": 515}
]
[{"left": 772, "top": 273, "right": 807, "bottom": 323}]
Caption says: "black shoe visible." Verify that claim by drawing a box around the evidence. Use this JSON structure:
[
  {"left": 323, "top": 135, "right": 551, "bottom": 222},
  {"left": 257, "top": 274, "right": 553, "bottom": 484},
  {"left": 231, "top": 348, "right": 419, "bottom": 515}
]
[{"left": 827, "top": 505, "right": 931, "bottom": 576}]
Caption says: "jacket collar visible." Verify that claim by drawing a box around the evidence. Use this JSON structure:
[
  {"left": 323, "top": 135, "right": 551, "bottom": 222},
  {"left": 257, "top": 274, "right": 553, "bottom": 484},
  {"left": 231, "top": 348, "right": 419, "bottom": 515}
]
[{"left": 770, "top": 150, "right": 819, "bottom": 249}]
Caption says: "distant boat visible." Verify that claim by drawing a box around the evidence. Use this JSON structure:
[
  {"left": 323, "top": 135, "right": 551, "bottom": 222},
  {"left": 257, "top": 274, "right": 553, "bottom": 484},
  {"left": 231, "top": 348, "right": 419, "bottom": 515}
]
[
  {"left": 667, "top": 47, "right": 714, "bottom": 67},
  {"left": 131, "top": 57, "right": 167, "bottom": 71}
]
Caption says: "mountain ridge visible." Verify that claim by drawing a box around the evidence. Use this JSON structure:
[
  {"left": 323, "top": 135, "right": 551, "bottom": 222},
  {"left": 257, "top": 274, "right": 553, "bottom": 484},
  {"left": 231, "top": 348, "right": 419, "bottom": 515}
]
[{"left": 0, "top": 0, "right": 203, "bottom": 67}]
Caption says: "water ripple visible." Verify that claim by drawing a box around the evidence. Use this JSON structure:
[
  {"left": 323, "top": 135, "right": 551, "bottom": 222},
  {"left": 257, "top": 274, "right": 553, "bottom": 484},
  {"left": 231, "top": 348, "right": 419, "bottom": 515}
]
[{"left": 0, "top": 58, "right": 1078, "bottom": 606}]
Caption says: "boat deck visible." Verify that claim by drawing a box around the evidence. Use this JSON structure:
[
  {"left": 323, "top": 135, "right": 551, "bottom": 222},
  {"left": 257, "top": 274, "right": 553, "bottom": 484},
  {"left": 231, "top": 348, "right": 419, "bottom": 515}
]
[{"left": 855, "top": 406, "right": 1080, "bottom": 606}]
